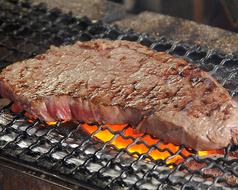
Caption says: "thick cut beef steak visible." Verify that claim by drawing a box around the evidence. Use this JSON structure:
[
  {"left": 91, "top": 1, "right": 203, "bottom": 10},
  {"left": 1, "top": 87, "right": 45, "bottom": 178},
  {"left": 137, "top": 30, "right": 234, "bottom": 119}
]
[{"left": 0, "top": 39, "right": 238, "bottom": 150}]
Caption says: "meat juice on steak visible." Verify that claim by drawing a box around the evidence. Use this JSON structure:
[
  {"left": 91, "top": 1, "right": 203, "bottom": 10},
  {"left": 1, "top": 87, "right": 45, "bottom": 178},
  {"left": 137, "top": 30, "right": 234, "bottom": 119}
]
[{"left": 0, "top": 39, "right": 238, "bottom": 150}]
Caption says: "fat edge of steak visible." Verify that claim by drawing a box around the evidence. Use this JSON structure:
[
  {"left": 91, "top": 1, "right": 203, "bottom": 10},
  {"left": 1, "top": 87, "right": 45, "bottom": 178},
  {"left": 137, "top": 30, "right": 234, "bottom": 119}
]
[{"left": 0, "top": 39, "right": 238, "bottom": 151}]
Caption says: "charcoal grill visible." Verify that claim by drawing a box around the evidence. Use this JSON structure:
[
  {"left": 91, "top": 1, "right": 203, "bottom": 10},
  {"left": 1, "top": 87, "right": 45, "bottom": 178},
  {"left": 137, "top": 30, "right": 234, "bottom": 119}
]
[{"left": 1, "top": 0, "right": 238, "bottom": 189}]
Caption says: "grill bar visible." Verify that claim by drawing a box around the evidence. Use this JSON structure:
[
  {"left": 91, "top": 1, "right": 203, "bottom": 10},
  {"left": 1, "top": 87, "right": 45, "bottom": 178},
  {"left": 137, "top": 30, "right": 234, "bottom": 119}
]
[
  {"left": 0, "top": 155, "right": 92, "bottom": 190},
  {"left": 1, "top": 0, "right": 238, "bottom": 189}
]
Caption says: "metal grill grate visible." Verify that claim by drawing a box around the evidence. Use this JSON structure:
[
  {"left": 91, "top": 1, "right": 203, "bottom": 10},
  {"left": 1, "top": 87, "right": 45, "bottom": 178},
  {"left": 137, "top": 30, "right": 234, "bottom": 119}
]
[{"left": 1, "top": 0, "right": 238, "bottom": 189}]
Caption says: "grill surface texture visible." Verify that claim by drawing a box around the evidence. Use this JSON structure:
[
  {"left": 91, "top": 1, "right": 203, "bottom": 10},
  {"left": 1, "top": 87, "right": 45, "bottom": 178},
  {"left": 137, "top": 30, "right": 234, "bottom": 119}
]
[{"left": 0, "top": 0, "right": 238, "bottom": 190}]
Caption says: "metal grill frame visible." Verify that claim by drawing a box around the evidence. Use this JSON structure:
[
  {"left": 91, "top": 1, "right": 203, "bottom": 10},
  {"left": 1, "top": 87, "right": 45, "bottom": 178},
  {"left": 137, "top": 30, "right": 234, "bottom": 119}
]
[{"left": 0, "top": 0, "right": 238, "bottom": 189}]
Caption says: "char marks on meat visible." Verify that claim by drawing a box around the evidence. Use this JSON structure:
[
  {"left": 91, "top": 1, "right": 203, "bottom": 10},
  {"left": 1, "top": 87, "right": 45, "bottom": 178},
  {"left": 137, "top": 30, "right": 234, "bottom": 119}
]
[{"left": 0, "top": 39, "right": 238, "bottom": 150}]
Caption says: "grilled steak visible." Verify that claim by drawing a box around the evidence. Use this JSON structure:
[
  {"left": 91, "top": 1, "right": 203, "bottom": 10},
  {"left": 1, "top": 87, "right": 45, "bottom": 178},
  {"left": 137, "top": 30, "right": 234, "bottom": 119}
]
[{"left": 0, "top": 39, "right": 238, "bottom": 150}]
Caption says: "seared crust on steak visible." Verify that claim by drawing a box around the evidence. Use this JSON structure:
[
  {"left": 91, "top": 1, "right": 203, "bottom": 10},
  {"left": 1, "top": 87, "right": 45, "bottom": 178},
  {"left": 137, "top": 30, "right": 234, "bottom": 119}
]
[{"left": 0, "top": 39, "right": 238, "bottom": 150}]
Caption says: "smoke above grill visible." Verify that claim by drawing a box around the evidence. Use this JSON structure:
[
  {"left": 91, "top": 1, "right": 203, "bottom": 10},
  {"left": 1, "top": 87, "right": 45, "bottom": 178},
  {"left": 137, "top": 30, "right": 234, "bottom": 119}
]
[{"left": 1, "top": 0, "right": 238, "bottom": 189}]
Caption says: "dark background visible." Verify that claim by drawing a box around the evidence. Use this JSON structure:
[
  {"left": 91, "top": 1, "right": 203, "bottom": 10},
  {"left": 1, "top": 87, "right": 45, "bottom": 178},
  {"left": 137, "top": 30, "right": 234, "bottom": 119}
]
[{"left": 108, "top": 0, "right": 238, "bottom": 33}]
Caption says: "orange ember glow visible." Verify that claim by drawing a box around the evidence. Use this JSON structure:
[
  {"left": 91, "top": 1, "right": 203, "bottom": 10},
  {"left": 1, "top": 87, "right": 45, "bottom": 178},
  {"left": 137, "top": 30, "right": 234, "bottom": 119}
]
[
  {"left": 11, "top": 103, "right": 224, "bottom": 164},
  {"left": 46, "top": 121, "right": 58, "bottom": 125},
  {"left": 79, "top": 123, "right": 222, "bottom": 164}
]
